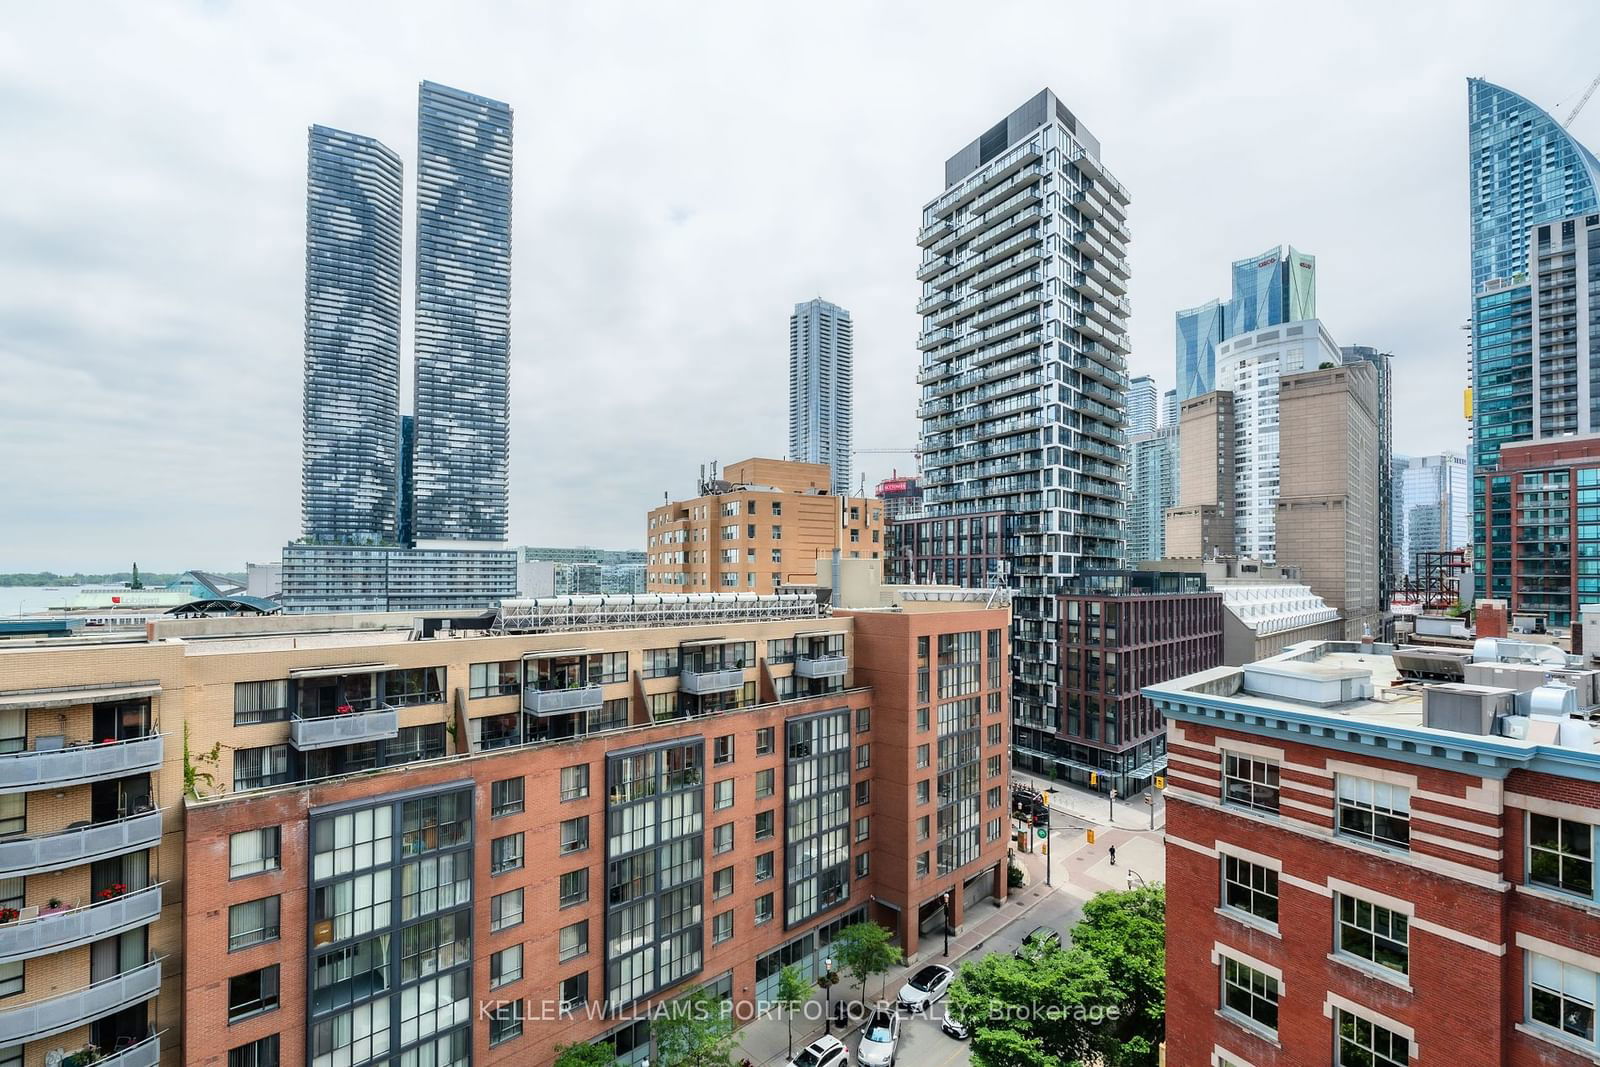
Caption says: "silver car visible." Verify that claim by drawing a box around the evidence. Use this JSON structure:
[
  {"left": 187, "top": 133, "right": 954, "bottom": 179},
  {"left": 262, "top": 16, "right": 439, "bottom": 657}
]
[
  {"left": 896, "top": 963, "right": 954, "bottom": 1012},
  {"left": 857, "top": 1007, "right": 901, "bottom": 1066}
]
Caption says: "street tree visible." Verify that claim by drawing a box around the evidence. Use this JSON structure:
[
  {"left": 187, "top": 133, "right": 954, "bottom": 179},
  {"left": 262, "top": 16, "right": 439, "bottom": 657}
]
[
  {"left": 553, "top": 1041, "right": 617, "bottom": 1067},
  {"left": 652, "top": 990, "right": 737, "bottom": 1067},
  {"left": 775, "top": 964, "right": 814, "bottom": 1060},
  {"left": 830, "top": 920, "right": 903, "bottom": 1002}
]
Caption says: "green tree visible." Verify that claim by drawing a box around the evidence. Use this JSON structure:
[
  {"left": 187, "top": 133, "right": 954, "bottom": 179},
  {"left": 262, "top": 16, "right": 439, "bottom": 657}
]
[
  {"left": 775, "top": 963, "right": 814, "bottom": 1060},
  {"left": 652, "top": 989, "right": 736, "bottom": 1067},
  {"left": 830, "top": 920, "right": 903, "bottom": 1002},
  {"left": 949, "top": 885, "right": 1165, "bottom": 1067},
  {"left": 552, "top": 1041, "right": 616, "bottom": 1067}
]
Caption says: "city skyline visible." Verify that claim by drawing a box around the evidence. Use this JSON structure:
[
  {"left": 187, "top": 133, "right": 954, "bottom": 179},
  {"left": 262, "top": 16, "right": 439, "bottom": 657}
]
[{"left": 2, "top": 2, "right": 1593, "bottom": 567}]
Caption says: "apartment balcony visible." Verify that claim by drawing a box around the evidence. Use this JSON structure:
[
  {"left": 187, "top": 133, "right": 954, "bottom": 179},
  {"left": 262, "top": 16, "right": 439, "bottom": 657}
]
[
  {"left": 0, "top": 883, "right": 162, "bottom": 965},
  {"left": 915, "top": 290, "right": 953, "bottom": 314},
  {"left": 0, "top": 957, "right": 160, "bottom": 1047},
  {"left": 916, "top": 256, "right": 948, "bottom": 282},
  {"left": 290, "top": 706, "right": 399, "bottom": 751},
  {"left": 0, "top": 735, "right": 164, "bottom": 796},
  {"left": 524, "top": 685, "right": 605, "bottom": 716},
  {"left": 794, "top": 654, "right": 848, "bottom": 681},
  {"left": 84, "top": 1032, "right": 163, "bottom": 1067},
  {"left": 918, "top": 327, "right": 954, "bottom": 352},
  {"left": 917, "top": 218, "right": 954, "bottom": 248},
  {"left": 0, "top": 811, "right": 162, "bottom": 879},
  {"left": 680, "top": 668, "right": 746, "bottom": 695}
]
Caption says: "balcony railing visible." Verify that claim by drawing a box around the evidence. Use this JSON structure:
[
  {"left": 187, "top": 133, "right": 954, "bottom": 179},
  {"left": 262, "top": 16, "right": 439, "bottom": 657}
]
[
  {"left": 0, "top": 735, "right": 164, "bottom": 795},
  {"left": 290, "top": 706, "right": 400, "bottom": 751},
  {"left": 87, "top": 1031, "right": 163, "bottom": 1067},
  {"left": 680, "top": 668, "right": 746, "bottom": 695},
  {"left": 0, "top": 956, "right": 161, "bottom": 1046},
  {"left": 794, "top": 655, "right": 849, "bottom": 680},
  {"left": 0, "top": 810, "right": 162, "bottom": 878},
  {"left": 523, "top": 685, "right": 605, "bottom": 716},
  {"left": 0, "top": 883, "right": 162, "bottom": 964}
]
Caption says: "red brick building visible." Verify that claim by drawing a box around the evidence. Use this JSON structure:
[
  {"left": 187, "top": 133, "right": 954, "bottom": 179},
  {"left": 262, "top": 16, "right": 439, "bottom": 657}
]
[{"left": 1150, "top": 638, "right": 1600, "bottom": 1066}]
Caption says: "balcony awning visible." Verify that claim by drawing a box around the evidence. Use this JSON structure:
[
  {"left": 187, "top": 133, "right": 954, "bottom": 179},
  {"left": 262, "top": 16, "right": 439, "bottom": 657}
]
[
  {"left": 0, "top": 683, "right": 161, "bottom": 711},
  {"left": 288, "top": 662, "right": 399, "bottom": 679},
  {"left": 521, "top": 648, "right": 603, "bottom": 660},
  {"left": 793, "top": 629, "right": 847, "bottom": 639},
  {"left": 678, "top": 637, "right": 728, "bottom": 647}
]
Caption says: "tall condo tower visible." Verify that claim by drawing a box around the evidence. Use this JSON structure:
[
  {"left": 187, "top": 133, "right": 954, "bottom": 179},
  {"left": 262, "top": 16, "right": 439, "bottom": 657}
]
[
  {"left": 300, "top": 125, "right": 404, "bottom": 544},
  {"left": 1126, "top": 374, "right": 1158, "bottom": 435},
  {"left": 412, "top": 81, "right": 514, "bottom": 543},
  {"left": 1175, "top": 245, "right": 1315, "bottom": 403},
  {"left": 788, "top": 298, "right": 854, "bottom": 495},
  {"left": 915, "top": 88, "right": 1131, "bottom": 737}
]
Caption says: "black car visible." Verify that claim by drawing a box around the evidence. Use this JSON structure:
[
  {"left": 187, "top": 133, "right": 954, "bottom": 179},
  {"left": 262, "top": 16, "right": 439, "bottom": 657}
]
[{"left": 1011, "top": 785, "right": 1050, "bottom": 824}]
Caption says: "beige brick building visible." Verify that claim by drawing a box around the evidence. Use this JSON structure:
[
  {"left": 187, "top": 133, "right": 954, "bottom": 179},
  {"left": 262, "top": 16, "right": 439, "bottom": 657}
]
[
  {"left": 1165, "top": 391, "right": 1236, "bottom": 558},
  {"left": 646, "top": 458, "right": 883, "bottom": 594}
]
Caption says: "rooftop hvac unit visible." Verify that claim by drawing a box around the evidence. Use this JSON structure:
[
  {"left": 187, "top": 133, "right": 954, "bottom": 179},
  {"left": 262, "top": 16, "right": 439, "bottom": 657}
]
[
  {"left": 1422, "top": 683, "right": 1516, "bottom": 736},
  {"left": 1530, "top": 684, "right": 1579, "bottom": 719},
  {"left": 1392, "top": 649, "right": 1470, "bottom": 684}
]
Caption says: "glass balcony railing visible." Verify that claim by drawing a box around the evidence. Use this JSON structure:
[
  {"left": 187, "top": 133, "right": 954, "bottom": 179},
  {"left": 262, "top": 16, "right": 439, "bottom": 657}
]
[
  {"left": 289, "top": 706, "right": 399, "bottom": 751},
  {"left": 523, "top": 685, "right": 605, "bottom": 716},
  {"left": 0, "top": 810, "right": 162, "bottom": 879},
  {"left": 794, "top": 655, "right": 849, "bottom": 680},
  {"left": 680, "top": 668, "right": 746, "bottom": 695},
  {"left": 0, "top": 883, "right": 162, "bottom": 965},
  {"left": 0, "top": 735, "right": 164, "bottom": 794},
  {"left": 0, "top": 956, "right": 161, "bottom": 1046}
]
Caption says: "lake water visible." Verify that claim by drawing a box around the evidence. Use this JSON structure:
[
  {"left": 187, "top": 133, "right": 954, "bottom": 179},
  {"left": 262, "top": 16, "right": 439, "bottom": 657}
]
[{"left": 0, "top": 587, "right": 85, "bottom": 618}]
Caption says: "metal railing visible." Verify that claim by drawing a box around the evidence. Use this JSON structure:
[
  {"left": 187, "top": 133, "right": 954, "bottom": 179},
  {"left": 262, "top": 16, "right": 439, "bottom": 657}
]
[
  {"left": 523, "top": 685, "right": 605, "bottom": 716},
  {"left": 0, "top": 883, "right": 162, "bottom": 964},
  {"left": 289, "top": 707, "right": 399, "bottom": 751},
  {"left": 0, "top": 956, "right": 161, "bottom": 1046},
  {"left": 0, "top": 735, "right": 164, "bottom": 794},
  {"left": 794, "top": 655, "right": 849, "bottom": 680},
  {"left": 0, "top": 810, "right": 162, "bottom": 878},
  {"left": 680, "top": 668, "right": 747, "bottom": 695}
]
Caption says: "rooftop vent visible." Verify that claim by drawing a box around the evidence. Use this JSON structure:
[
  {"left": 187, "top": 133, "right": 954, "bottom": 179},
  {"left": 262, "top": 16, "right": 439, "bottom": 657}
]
[
  {"left": 1242, "top": 661, "right": 1373, "bottom": 706},
  {"left": 1392, "top": 649, "right": 1470, "bottom": 684}
]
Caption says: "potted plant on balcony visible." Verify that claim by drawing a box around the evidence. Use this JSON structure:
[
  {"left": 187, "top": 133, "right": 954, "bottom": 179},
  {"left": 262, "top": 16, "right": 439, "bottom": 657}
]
[
  {"left": 62, "top": 1046, "right": 104, "bottom": 1067},
  {"left": 0, "top": 908, "right": 17, "bottom": 924},
  {"left": 98, "top": 883, "right": 127, "bottom": 902},
  {"left": 336, "top": 703, "right": 354, "bottom": 715},
  {"left": 43, "top": 897, "right": 64, "bottom": 914}
]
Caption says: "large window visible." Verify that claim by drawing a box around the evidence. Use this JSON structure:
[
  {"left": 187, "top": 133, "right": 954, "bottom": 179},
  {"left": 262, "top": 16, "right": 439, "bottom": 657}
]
[
  {"left": 561, "top": 817, "right": 589, "bottom": 854},
  {"left": 1335, "top": 1009, "right": 1410, "bottom": 1067},
  {"left": 229, "top": 1036, "right": 279, "bottom": 1067},
  {"left": 1222, "top": 753, "right": 1279, "bottom": 814},
  {"left": 234, "top": 745, "right": 291, "bottom": 791},
  {"left": 230, "top": 827, "right": 281, "bottom": 878},
  {"left": 1222, "top": 856, "right": 1278, "bottom": 924},
  {"left": 1336, "top": 777, "right": 1411, "bottom": 849},
  {"left": 1529, "top": 814, "right": 1594, "bottom": 897},
  {"left": 560, "top": 869, "right": 588, "bottom": 909},
  {"left": 229, "top": 895, "right": 281, "bottom": 951},
  {"left": 561, "top": 765, "right": 590, "bottom": 802},
  {"left": 1336, "top": 895, "right": 1409, "bottom": 975},
  {"left": 559, "top": 920, "right": 588, "bottom": 962},
  {"left": 228, "top": 965, "right": 280, "bottom": 1021},
  {"left": 234, "top": 680, "right": 289, "bottom": 725},
  {"left": 1220, "top": 956, "right": 1278, "bottom": 1035},
  {"left": 469, "top": 661, "right": 519, "bottom": 699},
  {"left": 490, "top": 944, "right": 523, "bottom": 988},
  {"left": 785, "top": 709, "right": 852, "bottom": 926},
  {"left": 491, "top": 889, "right": 523, "bottom": 931},
  {"left": 1528, "top": 951, "right": 1596, "bottom": 1043},
  {"left": 491, "top": 777, "right": 524, "bottom": 818},
  {"left": 491, "top": 834, "right": 524, "bottom": 875}
]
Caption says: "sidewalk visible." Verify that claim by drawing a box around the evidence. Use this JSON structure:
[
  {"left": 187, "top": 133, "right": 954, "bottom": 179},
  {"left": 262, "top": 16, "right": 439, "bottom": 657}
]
[
  {"left": 730, "top": 877, "right": 1059, "bottom": 1066},
  {"left": 1012, "top": 772, "right": 1166, "bottom": 833}
]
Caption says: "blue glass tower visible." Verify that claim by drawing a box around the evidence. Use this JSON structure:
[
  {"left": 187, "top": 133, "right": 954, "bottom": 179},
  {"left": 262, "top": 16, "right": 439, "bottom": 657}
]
[
  {"left": 1175, "top": 299, "right": 1225, "bottom": 402},
  {"left": 300, "top": 125, "right": 404, "bottom": 544},
  {"left": 413, "top": 81, "right": 514, "bottom": 543},
  {"left": 1174, "top": 246, "right": 1314, "bottom": 403},
  {"left": 1467, "top": 80, "right": 1600, "bottom": 600}
]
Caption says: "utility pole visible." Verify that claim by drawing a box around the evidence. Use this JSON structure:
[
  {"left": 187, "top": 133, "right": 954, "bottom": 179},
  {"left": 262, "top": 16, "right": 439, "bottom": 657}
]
[
  {"left": 1146, "top": 788, "right": 1155, "bottom": 831},
  {"left": 942, "top": 891, "right": 952, "bottom": 957},
  {"left": 1108, "top": 787, "right": 1117, "bottom": 822}
]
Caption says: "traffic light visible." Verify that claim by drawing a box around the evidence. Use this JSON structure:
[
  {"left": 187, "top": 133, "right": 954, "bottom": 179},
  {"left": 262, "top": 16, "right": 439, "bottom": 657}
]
[
  {"left": 1144, "top": 792, "right": 1152, "bottom": 805},
  {"left": 1155, "top": 775, "right": 1165, "bottom": 790},
  {"left": 1089, "top": 772, "right": 1098, "bottom": 786},
  {"left": 1040, "top": 791, "right": 1052, "bottom": 806},
  {"left": 1086, "top": 828, "right": 1096, "bottom": 845}
]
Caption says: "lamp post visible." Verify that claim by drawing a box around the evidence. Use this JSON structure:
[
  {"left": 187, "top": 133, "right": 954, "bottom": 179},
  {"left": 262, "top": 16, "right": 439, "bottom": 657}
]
[
  {"left": 942, "top": 890, "right": 953, "bottom": 957},
  {"left": 820, "top": 957, "right": 838, "bottom": 1032},
  {"left": 1108, "top": 787, "right": 1117, "bottom": 822}
]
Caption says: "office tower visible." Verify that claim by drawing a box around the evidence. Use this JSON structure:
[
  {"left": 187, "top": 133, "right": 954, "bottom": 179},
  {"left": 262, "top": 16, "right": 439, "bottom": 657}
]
[
  {"left": 1127, "top": 427, "right": 1178, "bottom": 563},
  {"left": 1478, "top": 435, "right": 1600, "bottom": 627},
  {"left": 914, "top": 88, "right": 1131, "bottom": 741},
  {"left": 1161, "top": 387, "right": 1178, "bottom": 428},
  {"left": 518, "top": 546, "right": 649, "bottom": 598},
  {"left": 1164, "top": 391, "right": 1236, "bottom": 559},
  {"left": 1127, "top": 374, "right": 1158, "bottom": 434},
  {"left": 1468, "top": 80, "right": 1600, "bottom": 600},
  {"left": 1175, "top": 246, "right": 1316, "bottom": 403},
  {"left": 412, "top": 81, "right": 514, "bottom": 543},
  {"left": 1052, "top": 569, "right": 1222, "bottom": 793},
  {"left": 1341, "top": 345, "right": 1395, "bottom": 619},
  {"left": 874, "top": 474, "right": 923, "bottom": 522},
  {"left": 0, "top": 574, "right": 1007, "bottom": 1066},
  {"left": 1274, "top": 360, "right": 1381, "bottom": 638},
  {"left": 300, "top": 125, "right": 404, "bottom": 544},
  {"left": 397, "top": 413, "right": 415, "bottom": 546},
  {"left": 789, "top": 299, "right": 854, "bottom": 496},
  {"left": 1394, "top": 452, "right": 1470, "bottom": 579},
  {"left": 1218, "top": 319, "right": 1344, "bottom": 561},
  {"left": 646, "top": 458, "right": 883, "bottom": 594},
  {"left": 1156, "top": 636, "right": 1600, "bottom": 1067}
]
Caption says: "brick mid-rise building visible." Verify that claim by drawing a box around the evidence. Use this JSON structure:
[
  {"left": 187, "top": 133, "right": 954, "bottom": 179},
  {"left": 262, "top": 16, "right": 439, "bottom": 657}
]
[
  {"left": 0, "top": 571, "right": 1007, "bottom": 1067},
  {"left": 1150, "top": 636, "right": 1600, "bottom": 1066}
]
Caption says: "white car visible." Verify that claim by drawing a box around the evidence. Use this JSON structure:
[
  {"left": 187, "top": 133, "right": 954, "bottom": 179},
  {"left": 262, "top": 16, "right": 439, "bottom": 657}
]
[
  {"left": 897, "top": 963, "right": 954, "bottom": 1012},
  {"left": 789, "top": 1034, "right": 849, "bottom": 1067},
  {"left": 856, "top": 1007, "right": 901, "bottom": 1066}
]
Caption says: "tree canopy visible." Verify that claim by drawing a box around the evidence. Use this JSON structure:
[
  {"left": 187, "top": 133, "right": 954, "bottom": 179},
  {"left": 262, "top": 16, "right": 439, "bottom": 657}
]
[
  {"left": 652, "top": 989, "right": 737, "bottom": 1067},
  {"left": 552, "top": 1041, "right": 618, "bottom": 1067},
  {"left": 829, "top": 921, "right": 903, "bottom": 1000},
  {"left": 949, "top": 885, "right": 1165, "bottom": 1067}
]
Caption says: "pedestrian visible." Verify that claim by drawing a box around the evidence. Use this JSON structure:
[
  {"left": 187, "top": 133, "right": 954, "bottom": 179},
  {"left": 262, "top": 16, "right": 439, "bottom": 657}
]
[{"left": 1109, "top": 844, "right": 1117, "bottom": 865}]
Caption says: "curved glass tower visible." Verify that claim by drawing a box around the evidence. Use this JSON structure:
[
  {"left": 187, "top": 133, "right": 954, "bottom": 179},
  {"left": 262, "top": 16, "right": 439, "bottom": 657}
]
[
  {"left": 301, "top": 125, "right": 404, "bottom": 544},
  {"left": 413, "top": 81, "right": 514, "bottom": 543},
  {"left": 1175, "top": 299, "right": 1224, "bottom": 402}
]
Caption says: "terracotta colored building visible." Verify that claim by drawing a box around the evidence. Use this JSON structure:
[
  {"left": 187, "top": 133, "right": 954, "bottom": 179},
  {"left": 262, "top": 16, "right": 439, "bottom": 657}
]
[
  {"left": 0, "top": 575, "right": 1007, "bottom": 1067},
  {"left": 646, "top": 458, "right": 883, "bottom": 595},
  {"left": 1151, "top": 636, "right": 1600, "bottom": 1067}
]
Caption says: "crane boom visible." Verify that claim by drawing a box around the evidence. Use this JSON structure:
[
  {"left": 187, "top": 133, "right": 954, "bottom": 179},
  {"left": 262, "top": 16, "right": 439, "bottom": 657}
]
[{"left": 1565, "top": 72, "right": 1600, "bottom": 129}]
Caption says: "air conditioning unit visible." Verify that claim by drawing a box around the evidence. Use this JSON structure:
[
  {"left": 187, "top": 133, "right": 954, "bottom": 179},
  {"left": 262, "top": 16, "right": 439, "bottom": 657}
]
[{"left": 1422, "top": 683, "right": 1516, "bottom": 736}]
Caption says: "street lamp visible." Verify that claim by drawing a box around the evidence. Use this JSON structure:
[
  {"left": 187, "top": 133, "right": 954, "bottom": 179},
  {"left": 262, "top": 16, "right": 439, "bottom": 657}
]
[
  {"left": 942, "top": 890, "right": 953, "bottom": 957},
  {"left": 820, "top": 957, "right": 838, "bottom": 1031},
  {"left": 1108, "top": 787, "right": 1117, "bottom": 821}
]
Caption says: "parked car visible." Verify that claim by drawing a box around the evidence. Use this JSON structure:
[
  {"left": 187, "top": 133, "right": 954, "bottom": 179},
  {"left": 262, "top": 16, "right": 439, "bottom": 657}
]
[
  {"left": 940, "top": 1012, "right": 971, "bottom": 1040},
  {"left": 897, "top": 963, "right": 955, "bottom": 1012},
  {"left": 1014, "top": 925, "right": 1062, "bottom": 960},
  {"left": 789, "top": 1034, "right": 849, "bottom": 1067},
  {"left": 856, "top": 1007, "right": 901, "bottom": 1066}
]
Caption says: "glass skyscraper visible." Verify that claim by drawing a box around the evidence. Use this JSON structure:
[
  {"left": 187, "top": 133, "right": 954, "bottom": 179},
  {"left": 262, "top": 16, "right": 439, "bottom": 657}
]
[
  {"left": 413, "top": 81, "right": 514, "bottom": 543},
  {"left": 788, "top": 298, "right": 854, "bottom": 495},
  {"left": 300, "top": 125, "right": 404, "bottom": 545},
  {"left": 1175, "top": 246, "right": 1315, "bottom": 403},
  {"left": 1467, "top": 80, "right": 1600, "bottom": 599},
  {"left": 1126, "top": 374, "right": 1158, "bottom": 435}
]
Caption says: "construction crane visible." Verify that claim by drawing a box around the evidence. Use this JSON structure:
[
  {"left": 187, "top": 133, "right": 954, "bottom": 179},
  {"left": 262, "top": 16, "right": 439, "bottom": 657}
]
[{"left": 1564, "top": 72, "right": 1600, "bottom": 129}]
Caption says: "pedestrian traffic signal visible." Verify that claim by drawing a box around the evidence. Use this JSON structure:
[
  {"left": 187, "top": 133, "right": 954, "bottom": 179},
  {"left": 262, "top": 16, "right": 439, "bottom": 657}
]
[
  {"left": 1144, "top": 793, "right": 1152, "bottom": 805},
  {"left": 1155, "top": 775, "right": 1165, "bottom": 790},
  {"left": 1089, "top": 772, "right": 1098, "bottom": 786},
  {"left": 1040, "top": 791, "right": 1052, "bottom": 806},
  {"left": 1086, "top": 829, "right": 1096, "bottom": 845}
]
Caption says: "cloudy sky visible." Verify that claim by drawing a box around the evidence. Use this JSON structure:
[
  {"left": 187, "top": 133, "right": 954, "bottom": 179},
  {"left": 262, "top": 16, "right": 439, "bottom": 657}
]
[{"left": 2, "top": 0, "right": 1596, "bottom": 571}]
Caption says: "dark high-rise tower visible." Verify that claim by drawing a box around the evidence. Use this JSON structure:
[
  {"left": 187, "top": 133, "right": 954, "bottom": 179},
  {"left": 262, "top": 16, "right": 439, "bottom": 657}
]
[
  {"left": 412, "top": 81, "right": 514, "bottom": 543},
  {"left": 300, "top": 125, "right": 403, "bottom": 544}
]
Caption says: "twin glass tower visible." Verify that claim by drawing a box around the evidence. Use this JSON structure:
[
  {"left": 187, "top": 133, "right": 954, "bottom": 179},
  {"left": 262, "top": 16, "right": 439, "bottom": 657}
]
[{"left": 301, "top": 81, "right": 513, "bottom": 547}]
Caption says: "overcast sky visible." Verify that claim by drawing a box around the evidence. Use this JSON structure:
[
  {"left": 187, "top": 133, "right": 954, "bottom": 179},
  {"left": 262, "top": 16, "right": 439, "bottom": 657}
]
[{"left": 2, "top": 0, "right": 1597, "bottom": 572}]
